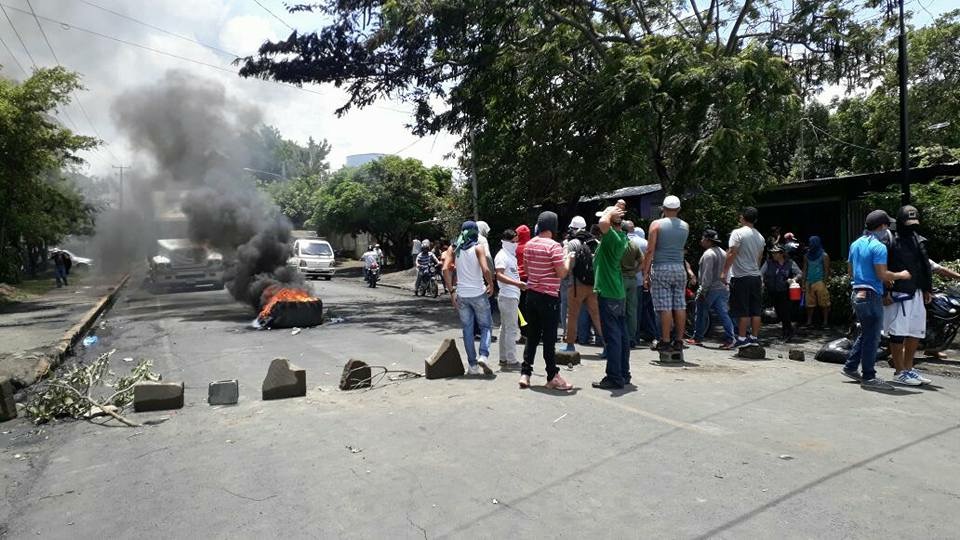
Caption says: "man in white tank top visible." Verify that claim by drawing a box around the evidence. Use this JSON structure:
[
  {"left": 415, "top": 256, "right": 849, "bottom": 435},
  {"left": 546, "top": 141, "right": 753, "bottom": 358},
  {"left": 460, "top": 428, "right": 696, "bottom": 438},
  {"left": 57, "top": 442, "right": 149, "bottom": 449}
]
[{"left": 442, "top": 221, "right": 495, "bottom": 375}]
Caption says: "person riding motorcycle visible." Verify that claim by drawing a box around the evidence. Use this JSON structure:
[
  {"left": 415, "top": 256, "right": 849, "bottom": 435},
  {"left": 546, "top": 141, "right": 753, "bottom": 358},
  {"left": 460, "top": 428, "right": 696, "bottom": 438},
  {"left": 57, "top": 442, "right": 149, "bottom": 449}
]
[
  {"left": 361, "top": 245, "right": 379, "bottom": 282},
  {"left": 415, "top": 241, "right": 441, "bottom": 292}
]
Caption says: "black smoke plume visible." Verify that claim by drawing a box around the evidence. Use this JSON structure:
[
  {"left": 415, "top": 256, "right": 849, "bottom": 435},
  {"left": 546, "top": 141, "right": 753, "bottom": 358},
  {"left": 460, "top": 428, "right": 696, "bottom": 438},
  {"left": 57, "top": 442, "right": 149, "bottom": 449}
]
[{"left": 111, "top": 70, "right": 304, "bottom": 308}]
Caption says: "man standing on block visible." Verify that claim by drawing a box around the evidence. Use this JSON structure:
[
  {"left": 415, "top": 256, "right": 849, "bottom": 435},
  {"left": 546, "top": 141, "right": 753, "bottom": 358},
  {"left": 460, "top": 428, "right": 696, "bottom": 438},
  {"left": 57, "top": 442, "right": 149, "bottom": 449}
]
[
  {"left": 442, "top": 221, "right": 495, "bottom": 376},
  {"left": 843, "top": 210, "right": 911, "bottom": 390},
  {"left": 722, "top": 207, "right": 766, "bottom": 348},
  {"left": 592, "top": 201, "right": 631, "bottom": 389},
  {"left": 642, "top": 195, "right": 690, "bottom": 354},
  {"left": 519, "top": 211, "right": 573, "bottom": 391}
]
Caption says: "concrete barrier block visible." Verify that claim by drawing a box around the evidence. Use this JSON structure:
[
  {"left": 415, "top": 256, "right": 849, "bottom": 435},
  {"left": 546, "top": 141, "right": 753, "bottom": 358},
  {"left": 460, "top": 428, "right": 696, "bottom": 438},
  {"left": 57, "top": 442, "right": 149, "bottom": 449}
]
[
  {"left": 1, "top": 377, "right": 17, "bottom": 422},
  {"left": 737, "top": 346, "right": 766, "bottom": 360},
  {"left": 208, "top": 379, "right": 239, "bottom": 405},
  {"left": 788, "top": 349, "right": 806, "bottom": 361},
  {"left": 262, "top": 358, "right": 306, "bottom": 400},
  {"left": 425, "top": 339, "right": 464, "bottom": 379},
  {"left": 554, "top": 350, "right": 581, "bottom": 366},
  {"left": 133, "top": 381, "right": 184, "bottom": 412},
  {"left": 340, "top": 359, "right": 372, "bottom": 390}
]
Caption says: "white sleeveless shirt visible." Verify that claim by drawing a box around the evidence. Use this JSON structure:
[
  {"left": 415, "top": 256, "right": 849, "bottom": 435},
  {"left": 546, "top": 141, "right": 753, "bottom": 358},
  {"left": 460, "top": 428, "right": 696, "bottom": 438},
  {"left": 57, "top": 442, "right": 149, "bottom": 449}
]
[{"left": 456, "top": 245, "right": 486, "bottom": 298}]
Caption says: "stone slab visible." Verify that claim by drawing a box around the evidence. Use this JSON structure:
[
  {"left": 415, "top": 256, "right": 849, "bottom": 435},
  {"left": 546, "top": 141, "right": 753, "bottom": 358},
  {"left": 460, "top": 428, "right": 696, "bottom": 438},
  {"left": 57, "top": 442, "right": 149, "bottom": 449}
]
[
  {"left": 425, "top": 339, "right": 465, "bottom": 379},
  {"left": 1, "top": 377, "right": 16, "bottom": 422},
  {"left": 788, "top": 349, "right": 806, "bottom": 361},
  {"left": 554, "top": 350, "right": 581, "bottom": 366},
  {"left": 208, "top": 379, "right": 239, "bottom": 405},
  {"left": 737, "top": 346, "right": 767, "bottom": 360},
  {"left": 133, "top": 381, "right": 184, "bottom": 412},
  {"left": 658, "top": 350, "right": 684, "bottom": 364},
  {"left": 340, "top": 359, "right": 372, "bottom": 390},
  {"left": 262, "top": 358, "right": 306, "bottom": 400}
]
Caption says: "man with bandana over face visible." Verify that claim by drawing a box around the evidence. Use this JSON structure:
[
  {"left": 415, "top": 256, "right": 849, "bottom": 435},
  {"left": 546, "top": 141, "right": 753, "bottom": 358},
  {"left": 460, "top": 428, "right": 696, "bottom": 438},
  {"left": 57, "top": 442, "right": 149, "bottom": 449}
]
[
  {"left": 442, "top": 221, "right": 495, "bottom": 376},
  {"left": 495, "top": 228, "right": 526, "bottom": 369}
]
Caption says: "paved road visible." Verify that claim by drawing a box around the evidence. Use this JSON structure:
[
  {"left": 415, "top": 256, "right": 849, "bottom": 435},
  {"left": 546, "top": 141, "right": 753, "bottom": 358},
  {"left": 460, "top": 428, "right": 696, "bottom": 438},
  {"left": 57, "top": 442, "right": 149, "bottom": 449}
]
[{"left": 3, "top": 275, "right": 960, "bottom": 539}]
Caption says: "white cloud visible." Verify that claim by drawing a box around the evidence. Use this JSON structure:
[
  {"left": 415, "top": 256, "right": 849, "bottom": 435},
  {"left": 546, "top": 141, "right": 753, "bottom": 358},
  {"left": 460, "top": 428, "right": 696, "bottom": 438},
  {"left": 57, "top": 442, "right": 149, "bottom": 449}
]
[{"left": 219, "top": 14, "right": 276, "bottom": 55}]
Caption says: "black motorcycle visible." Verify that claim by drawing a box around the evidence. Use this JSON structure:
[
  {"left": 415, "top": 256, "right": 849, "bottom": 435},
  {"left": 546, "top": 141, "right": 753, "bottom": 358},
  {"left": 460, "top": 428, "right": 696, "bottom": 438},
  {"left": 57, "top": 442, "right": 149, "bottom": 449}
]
[
  {"left": 816, "top": 286, "right": 960, "bottom": 363},
  {"left": 414, "top": 265, "right": 439, "bottom": 297},
  {"left": 365, "top": 262, "right": 381, "bottom": 288}
]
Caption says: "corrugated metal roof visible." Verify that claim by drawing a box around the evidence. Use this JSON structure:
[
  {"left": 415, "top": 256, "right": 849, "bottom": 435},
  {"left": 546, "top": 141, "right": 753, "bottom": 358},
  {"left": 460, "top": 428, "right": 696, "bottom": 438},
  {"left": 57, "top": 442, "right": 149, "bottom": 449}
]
[{"left": 579, "top": 183, "right": 662, "bottom": 203}]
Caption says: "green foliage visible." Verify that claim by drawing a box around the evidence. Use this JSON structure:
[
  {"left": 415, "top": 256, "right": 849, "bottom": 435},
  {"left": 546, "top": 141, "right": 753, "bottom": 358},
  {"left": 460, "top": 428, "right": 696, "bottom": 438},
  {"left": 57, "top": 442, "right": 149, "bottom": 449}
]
[
  {"left": 0, "top": 67, "right": 99, "bottom": 282},
  {"left": 933, "top": 260, "right": 960, "bottom": 291},
  {"left": 268, "top": 174, "right": 325, "bottom": 228},
  {"left": 862, "top": 180, "right": 960, "bottom": 261},
  {"left": 26, "top": 351, "right": 160, "bottom": 425},
  {"left": 245, "top": 127, "right": 331, "bottom": 182}
]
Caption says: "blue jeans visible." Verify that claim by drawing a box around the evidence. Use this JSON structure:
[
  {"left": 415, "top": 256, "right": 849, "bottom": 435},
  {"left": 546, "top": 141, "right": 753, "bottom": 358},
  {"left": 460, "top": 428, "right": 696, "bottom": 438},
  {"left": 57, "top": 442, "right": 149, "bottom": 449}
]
[
  {"left": 844, "top": 290, "right": 883, "bottom": 381},
  {"left": 458, "top": 294, "right": 492, "bottom": 366},
  {"left": 55, "top": 265, "right": 68, "bottom": 287},
  {"left": 559, "top": 281, "right": 569, "bottom": 336},
  {"left": 599, "top": 296, "right": 630, "bottom": 386},
  {"left": 638, "top": 286, "right": 658, "bottom": 340},
  {"left": 624, "top": 277, "right": 639, "bottom": 346},
  {"left": 693, "top": 289, "right": 736, "bottom": 342}
]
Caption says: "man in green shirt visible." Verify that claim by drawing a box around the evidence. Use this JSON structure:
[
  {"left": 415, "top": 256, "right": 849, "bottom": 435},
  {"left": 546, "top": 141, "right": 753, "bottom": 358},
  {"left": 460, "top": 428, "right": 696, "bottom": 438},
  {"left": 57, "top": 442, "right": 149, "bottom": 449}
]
[{"left": 591, "top": 200, "right": 631, "bottom": 390}]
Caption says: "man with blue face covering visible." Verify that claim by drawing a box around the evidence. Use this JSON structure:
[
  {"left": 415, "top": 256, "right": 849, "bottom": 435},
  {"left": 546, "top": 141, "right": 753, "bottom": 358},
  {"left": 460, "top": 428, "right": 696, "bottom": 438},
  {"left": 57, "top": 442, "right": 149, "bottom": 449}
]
[
  {"left": 843, "top": 210, "right": 911, "bottom": 391},
  {"left": 442, "top": 221, "right": 495, "bottom": 375},
  {"left": 803, "top": 235, "right": 832, "bottom": 327}
]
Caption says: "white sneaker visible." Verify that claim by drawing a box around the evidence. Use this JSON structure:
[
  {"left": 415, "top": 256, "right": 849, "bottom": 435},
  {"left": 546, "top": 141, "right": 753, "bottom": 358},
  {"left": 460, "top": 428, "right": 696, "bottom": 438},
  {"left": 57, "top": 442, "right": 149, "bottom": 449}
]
[
  {"left": 477, "top": 356, "right": 493, "bottom": 375},
  {"left": 466, "top": 364, "right": 481, "bottom": 375},
  {"left": 892, "top": 371, "right": 921, "bottom": 386},
  {"left": 908, "top": 369, "right": 931, "bottom": 384}
]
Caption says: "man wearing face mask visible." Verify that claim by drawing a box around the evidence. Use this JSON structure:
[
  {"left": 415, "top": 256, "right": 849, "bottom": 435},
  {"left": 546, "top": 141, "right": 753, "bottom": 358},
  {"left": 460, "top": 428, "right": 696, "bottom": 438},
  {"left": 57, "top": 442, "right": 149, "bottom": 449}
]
[
  {"left": 884, "top": 205, "right": 934, "bottom": 386},
  {"left": 843, "top": 210, "right": 911, "bottom": 390},
  {"left": 495, "top": 229, "right": 526, "bottom": 370}
]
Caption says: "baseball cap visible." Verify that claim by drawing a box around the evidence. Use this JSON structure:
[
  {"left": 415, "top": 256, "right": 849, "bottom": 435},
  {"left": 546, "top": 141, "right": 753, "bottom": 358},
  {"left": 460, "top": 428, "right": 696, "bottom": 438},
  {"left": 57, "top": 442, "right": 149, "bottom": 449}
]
[
  {"left": 662, "top": 195, "right": 681, "bottom": 210},
  {"left": 769, "top": 244, "right": 784, "bottom": 253},
  {"left": 864, "top": 209, "right": 892, "bottom": 230},
  {"left": 898, "top": 205, "right": 920, "bottom": 226},
  {"left": 702, "top": 229, "right": 721, "bottom": 244},
  {"left": 568, "top": 215, "right": 587, "bottom": 230}
]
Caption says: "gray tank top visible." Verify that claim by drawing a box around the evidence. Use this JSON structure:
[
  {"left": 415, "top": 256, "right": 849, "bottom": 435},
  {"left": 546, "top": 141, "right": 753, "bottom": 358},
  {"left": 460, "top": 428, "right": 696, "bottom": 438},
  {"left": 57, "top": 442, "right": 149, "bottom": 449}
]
[{"left": 653, "top": 217, "right": 689, "bottom": 265}]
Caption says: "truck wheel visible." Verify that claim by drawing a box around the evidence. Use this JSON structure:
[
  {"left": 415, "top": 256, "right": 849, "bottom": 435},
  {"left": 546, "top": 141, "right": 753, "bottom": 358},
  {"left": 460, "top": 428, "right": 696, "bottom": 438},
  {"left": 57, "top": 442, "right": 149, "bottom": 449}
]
[{"left": 323, "top": 276, "right": 332, "bottom": 281}]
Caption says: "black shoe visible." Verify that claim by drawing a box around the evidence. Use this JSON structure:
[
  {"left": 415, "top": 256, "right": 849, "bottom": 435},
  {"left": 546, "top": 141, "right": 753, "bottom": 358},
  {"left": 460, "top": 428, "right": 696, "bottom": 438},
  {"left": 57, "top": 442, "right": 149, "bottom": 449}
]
[
  {"left": 656, "top": 341, "right": 672, "bottom": 353},
  {"left": 671, "top": 340, "right": 685, "bottom": 352},
  {"left": 591, "top": 378, "right": 624, "bottom": 390}
]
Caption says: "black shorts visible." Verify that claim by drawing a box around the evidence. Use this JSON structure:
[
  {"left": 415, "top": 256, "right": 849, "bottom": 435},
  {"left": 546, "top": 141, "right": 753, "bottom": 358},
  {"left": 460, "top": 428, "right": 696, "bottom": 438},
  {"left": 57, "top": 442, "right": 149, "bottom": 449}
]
[{"left": 730, "top": 276, "right": 762, "bottom": 318}]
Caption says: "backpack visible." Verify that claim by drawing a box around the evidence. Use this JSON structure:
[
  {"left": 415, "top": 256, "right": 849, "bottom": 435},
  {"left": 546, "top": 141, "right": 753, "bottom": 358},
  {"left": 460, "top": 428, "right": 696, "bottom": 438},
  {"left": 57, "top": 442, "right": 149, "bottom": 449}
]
[{"left": 572, "top": 233, "right": 595, "bottom": 285}]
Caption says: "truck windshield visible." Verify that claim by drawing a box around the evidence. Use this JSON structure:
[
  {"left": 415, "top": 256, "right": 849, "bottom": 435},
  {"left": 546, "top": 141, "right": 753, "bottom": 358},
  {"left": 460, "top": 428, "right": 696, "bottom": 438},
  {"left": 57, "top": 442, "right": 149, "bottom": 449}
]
[{"left": 300, "top": 242, "right": 333, "bottom": 256}]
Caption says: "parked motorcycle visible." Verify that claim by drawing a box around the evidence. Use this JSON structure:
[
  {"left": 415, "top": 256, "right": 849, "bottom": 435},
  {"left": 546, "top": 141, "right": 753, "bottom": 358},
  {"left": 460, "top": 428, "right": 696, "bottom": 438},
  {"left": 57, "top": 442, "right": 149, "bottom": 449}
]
[
  {"left": 816, "top": 285, "right": 960, "bottom": 363},
  {"left": 365, "top": 262, "right": 380, "bottom": 288},
  {"left": 414, "top": 265, "right": 439, "bottom": 297}
]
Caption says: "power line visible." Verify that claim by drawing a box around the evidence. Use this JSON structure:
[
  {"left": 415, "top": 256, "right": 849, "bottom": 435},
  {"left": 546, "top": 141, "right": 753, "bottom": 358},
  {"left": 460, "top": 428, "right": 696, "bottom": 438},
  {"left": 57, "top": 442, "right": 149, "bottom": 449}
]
[
  {"left": 76, "top": 0, "right": 240, "bottom": 59},
  {"left": 251, "top": 0, "right": 294, "bottom": 31},
  {"left": 0, "top": 3, "right": 326, "bottom": 97},
  {"left": 0, "top": 32, "right": 27, "bottom": 76},
  {"left": 1, "top": 3, "right": 37, "bottom": 67}
]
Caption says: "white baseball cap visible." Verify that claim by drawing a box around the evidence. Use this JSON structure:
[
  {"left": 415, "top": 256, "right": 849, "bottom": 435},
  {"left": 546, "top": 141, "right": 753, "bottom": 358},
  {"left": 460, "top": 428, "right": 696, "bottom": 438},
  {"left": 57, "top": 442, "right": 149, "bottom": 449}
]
[
  {"left": 568, "top": 215, "right": 587, "bottom": 230},
  {"left": 662, "top": 195, "right": 681, "bottom": 209}
]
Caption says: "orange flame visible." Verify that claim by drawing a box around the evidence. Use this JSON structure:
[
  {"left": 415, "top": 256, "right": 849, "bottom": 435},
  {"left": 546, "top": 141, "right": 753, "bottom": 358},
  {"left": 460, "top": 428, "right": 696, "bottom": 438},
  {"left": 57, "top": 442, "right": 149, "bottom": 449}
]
[{"left": 258, "top": 285, "right": 316, "bottom": 321}]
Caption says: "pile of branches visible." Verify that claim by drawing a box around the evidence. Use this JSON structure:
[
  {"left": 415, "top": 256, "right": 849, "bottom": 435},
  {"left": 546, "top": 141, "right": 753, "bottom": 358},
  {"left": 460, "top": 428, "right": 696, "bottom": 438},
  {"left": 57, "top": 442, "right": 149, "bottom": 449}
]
[{"left": 26, "top": 350, "right": 160, "bottom": 427}]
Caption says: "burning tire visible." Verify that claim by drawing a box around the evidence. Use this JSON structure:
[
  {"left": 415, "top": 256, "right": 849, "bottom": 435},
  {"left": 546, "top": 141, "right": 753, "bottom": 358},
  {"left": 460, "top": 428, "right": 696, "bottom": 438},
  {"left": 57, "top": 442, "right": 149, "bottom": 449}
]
[{"left": 257, "top": 285, "right": 324, "bottom": 329}]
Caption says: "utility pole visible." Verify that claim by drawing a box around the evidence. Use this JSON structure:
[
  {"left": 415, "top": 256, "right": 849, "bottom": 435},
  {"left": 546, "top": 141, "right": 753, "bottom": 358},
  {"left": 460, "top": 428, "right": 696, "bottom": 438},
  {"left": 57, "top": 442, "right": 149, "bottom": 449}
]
[
  {"left": 897, "top": 0, "right": 911, "bottom": 205},
  {"left": 112, "top": 164, "right": 128, "bottom": 211},
  {"left": 469, "top": 130, "right": 478, "bottom": 221}
]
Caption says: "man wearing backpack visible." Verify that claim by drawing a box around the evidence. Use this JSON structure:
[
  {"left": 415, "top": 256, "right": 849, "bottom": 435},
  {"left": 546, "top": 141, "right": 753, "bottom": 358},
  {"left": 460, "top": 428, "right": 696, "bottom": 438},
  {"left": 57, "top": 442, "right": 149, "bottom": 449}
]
[{"left": 562, "top": 219, "right": 603, "bottom": 353}]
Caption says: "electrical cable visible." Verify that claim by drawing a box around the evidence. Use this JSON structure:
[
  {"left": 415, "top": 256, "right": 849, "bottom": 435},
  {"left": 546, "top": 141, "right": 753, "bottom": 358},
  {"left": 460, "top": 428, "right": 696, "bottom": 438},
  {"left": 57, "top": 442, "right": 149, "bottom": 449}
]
[
  {"left": 75, "top": 0, "right": 241, "bottom": 59},
  {"left": 1, "top": 2, "right": 37, "bottom": 67},
  {"left": 0, "top": 32, "right": 28, "bottom": 75},
  {"left": 251, "top": 0, "right": 294, "bottom": 31}
]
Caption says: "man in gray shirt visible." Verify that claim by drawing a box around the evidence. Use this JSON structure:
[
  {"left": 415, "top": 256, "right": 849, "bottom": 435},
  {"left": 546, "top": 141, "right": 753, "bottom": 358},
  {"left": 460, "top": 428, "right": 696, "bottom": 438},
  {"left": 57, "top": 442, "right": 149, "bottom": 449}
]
[
  {"left": 687, "top": 229, "right": 736, "bottom": 348},
  {"left": 642, "top": 195, "right": 690, "bottom": 353},
  {"left": 722, "top": 207, "right": 766, "bottom": 347}
]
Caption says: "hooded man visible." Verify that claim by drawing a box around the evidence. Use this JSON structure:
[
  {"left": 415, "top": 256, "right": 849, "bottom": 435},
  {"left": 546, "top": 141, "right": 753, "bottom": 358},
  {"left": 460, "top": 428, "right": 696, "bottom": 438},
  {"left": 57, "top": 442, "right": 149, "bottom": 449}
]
[
  {"left": 803, "top": 235, "right": 832, "bottom": 327},
  {"left": 519, "top": 211, "right": 573, "bottom": 391},
  {"left": 442, "top": 221, "right": 495, "bottom": 375},
  {"left": 495, "top": 229, "right": 526, "bottom": 369},
  {"left": 515, "top": 224, "right": 532, "bottom": 342},
  {"left": 884, "top": 205, "right": 934, "bottom": 386}
]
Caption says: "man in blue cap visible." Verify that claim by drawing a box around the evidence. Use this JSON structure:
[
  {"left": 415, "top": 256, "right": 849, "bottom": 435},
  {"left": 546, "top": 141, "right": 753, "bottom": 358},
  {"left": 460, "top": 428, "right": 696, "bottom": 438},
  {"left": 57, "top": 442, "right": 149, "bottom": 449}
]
[{"left": 442, "top": 221, "right": 495, "bottom": 375}]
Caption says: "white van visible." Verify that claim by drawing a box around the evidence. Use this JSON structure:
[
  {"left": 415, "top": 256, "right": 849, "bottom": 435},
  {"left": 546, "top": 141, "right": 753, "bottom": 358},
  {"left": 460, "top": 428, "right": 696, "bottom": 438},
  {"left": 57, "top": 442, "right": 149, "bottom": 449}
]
[{"left": 288, "top": 238, "right": 336, "bottom": 280}]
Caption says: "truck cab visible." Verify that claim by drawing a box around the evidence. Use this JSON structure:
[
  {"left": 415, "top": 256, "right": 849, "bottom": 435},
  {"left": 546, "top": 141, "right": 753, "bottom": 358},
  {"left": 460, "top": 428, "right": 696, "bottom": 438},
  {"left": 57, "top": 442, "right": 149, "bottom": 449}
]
[
  {"left": 288, "top": 238, "right": 336, "bottom": 280},
  {"left": 148, "top": 238, "right": 224, "bottom": 291}
]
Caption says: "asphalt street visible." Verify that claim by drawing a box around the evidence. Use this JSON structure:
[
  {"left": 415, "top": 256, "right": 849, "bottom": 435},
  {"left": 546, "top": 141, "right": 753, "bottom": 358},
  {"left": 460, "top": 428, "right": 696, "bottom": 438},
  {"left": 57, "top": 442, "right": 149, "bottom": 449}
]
[{"left": 3, "top": 274, "right": 960, "bottom": 539}]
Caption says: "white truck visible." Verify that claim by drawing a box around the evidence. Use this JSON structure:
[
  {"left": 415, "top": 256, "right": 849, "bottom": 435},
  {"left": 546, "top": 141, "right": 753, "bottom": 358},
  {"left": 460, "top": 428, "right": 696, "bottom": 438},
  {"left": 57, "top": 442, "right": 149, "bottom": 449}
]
[
  {"left": 287, "top": 237, "right": 336, "bottom": 280},
  {"left": 147, "top": 191, "right": 225, "bottom": 291}
]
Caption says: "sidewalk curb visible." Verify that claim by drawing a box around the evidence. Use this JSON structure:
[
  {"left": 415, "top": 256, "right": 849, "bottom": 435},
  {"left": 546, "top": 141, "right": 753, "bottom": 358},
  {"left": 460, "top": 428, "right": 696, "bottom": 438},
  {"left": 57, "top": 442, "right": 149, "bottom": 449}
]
[{"left": 45, "top": 273, "right": 130, "bottom": 376}]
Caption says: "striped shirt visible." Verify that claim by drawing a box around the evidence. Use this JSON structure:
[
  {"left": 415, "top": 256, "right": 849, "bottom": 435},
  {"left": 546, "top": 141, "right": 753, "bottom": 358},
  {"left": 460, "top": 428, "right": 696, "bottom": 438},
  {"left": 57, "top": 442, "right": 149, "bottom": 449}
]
[{"left": 524, "top": 236, "right": 565, "bottom": 296}]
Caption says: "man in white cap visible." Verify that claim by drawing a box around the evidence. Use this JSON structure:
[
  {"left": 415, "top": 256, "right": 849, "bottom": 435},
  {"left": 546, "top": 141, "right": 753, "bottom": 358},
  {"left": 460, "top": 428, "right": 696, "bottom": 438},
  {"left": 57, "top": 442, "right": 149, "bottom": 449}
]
[
  {"left": 642, "top": 195, "right": 690, "bottom": 356},
  {"left": 560, "top": 216, "right": 587, "bottom": 341},
  {"left": 562, "top": 215, "right": 603, "bottom": 353}
]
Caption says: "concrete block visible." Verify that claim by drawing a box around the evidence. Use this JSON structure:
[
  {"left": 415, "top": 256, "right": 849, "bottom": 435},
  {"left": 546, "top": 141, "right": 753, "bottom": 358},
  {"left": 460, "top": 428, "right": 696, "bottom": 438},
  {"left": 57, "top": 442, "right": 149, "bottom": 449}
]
[
  {"left": 788, "top": 349, "right": 806, "bottom": 361},
  {"left": 658, "top": 350, "right": 684, "bottom": 364},
  {"left": 208, "top": 380, "right": 239, "bottom": 405},
  {"left": 554, "top": 350, "right": 581, "bottom": 366},
  {"left": 1, "top": 377, "right": 17, "bottom": 422},
  {"left": 425, "top": 339, "right": 465, "bottom": 379},
  {"left": 133, "top": 381, "right": 184, "bottom": 412},
  {"left": 737, "top": 346, "right": 766, "bottom": 360},
  {"left": 340, "top": 359, "right": 372, "bottom": 390},
  {"left": 262, "top": 358, "right": 306, "bottom": 400}
]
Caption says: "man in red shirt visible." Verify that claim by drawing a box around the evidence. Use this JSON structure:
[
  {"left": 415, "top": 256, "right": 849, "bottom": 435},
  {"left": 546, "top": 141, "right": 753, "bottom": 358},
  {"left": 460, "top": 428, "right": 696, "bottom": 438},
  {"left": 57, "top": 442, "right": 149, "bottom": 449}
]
[{"left": 519, "top": 211, "right": 573, "bottom": 391}]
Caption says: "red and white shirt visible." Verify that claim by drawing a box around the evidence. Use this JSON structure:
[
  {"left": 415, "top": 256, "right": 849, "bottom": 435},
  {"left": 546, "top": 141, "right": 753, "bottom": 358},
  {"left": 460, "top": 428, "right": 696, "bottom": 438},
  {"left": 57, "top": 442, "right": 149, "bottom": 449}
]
[{"left": 523, "top": 236, "right": 564, "bottom": 296}]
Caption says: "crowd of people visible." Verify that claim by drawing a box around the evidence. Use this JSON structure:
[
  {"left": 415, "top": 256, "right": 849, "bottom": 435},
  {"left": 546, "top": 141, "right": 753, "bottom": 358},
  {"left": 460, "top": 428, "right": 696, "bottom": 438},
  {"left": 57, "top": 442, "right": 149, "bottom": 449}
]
[{"left": 428, "top": 195, "right": 956, "bottom": 392}]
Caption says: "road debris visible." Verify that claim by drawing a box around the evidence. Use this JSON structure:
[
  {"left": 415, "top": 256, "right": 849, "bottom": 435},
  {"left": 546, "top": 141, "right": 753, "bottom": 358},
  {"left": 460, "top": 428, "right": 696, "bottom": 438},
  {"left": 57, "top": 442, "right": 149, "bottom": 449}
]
[
  {"left": 82, "top": 336, "right": 99, "bottom": 347},
  {"left": 123, "top": 357, "right": 134, "bottom": 363},
  {"left": 291, "top": 327, "right": 302, "bottom": 335},
  {"left": 553, "top": 413, "right": 568, "bottom": 424},
  {"left": 779, "top": 454, "right": 794, "bottom": 460},
  {"left": 491, "top": 498, "right": 499, "bottom": 504},
  {"left": 346, "top": 445, "right": 363, "bottom": 454}
]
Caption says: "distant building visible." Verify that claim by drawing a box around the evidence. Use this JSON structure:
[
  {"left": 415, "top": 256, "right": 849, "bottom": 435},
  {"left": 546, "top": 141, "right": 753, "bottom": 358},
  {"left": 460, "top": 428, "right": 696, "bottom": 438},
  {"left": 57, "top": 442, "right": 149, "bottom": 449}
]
[{"left": 346, "top": 153, "right": 388, "bottom": 168}]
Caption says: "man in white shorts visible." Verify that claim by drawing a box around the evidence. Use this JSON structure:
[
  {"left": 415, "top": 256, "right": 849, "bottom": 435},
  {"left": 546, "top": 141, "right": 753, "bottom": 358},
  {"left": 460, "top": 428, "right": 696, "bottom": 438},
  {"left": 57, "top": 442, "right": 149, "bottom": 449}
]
[{"left": 884, "top": 205, "right": 934, "bottom": 386}]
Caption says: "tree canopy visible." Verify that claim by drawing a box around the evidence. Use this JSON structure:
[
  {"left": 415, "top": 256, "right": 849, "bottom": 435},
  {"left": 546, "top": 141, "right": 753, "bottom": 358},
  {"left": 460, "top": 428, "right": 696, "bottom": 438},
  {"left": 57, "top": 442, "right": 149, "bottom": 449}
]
[{"left": 0, "top": 67, "right": 99, "bottom": 281}]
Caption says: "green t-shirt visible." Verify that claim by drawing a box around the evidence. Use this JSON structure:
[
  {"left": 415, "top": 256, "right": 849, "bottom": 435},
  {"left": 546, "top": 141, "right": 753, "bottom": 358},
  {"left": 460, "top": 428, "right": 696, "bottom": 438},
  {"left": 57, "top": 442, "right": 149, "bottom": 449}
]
[{"left": 594, "top": 228, "right": 628, "bottom": 299}]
